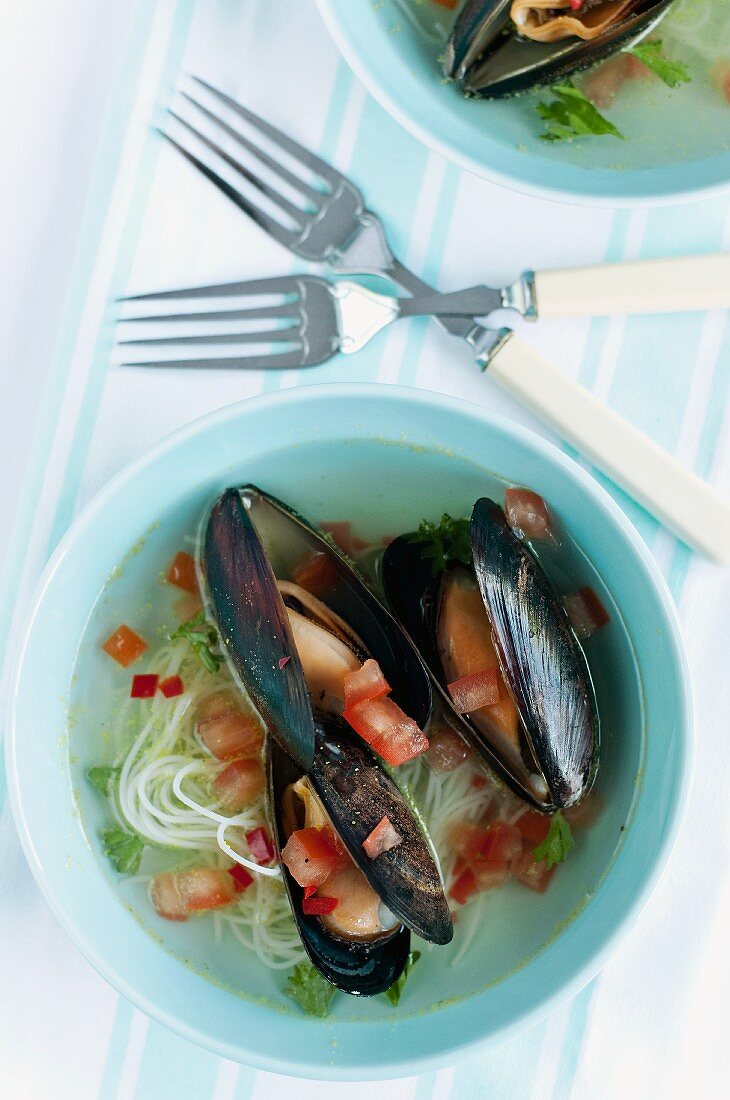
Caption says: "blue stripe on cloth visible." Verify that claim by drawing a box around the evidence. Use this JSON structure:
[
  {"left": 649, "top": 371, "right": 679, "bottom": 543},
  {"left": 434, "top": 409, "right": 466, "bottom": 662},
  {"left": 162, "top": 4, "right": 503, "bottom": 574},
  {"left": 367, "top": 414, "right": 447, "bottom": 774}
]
[
  {"left": 552, "top": 983, "right": 595, "bottom": 1100},
  {"left": 132, "top": 1020, "right": 221, "bottom": 1100},
  {"left": 44, "top": 0, "right": 199, "bottom": 559},
  {"left": 98, "top": 998, "right": 136, "bottom": 1100},
  {"left": 451, "top": 1019, "right": 549, "bottom": 1099},
  {"left": 550, "top": 199, "right": 730, "bottom": 1098},
  {"left": 0, "top": 0, "right": 159, "bottom": 695},
  {"left": 396, "top": 162, "right": 463, "bottom": 390}
]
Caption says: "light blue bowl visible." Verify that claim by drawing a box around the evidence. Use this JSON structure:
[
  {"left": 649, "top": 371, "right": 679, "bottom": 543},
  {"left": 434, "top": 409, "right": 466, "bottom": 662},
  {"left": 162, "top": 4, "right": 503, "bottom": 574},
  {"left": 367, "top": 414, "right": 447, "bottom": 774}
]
[
  {"left": 315, "top": 0, "right": 730, "bottom": 206},
  {"left": 7, "top": 385, "right": 691, "bottom": 1079}
]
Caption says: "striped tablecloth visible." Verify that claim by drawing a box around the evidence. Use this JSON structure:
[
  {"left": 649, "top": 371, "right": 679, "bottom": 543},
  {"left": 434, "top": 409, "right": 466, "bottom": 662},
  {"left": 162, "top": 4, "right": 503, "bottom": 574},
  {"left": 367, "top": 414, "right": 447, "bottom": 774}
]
[{"left": 1, "top": 2, "right": 729, "bottom": 1097}]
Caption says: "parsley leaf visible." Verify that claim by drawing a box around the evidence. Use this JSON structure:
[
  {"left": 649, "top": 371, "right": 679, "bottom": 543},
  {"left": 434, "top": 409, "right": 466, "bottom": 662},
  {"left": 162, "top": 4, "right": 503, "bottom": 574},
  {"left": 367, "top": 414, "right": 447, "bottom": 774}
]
[
  {"left": 285, "top": 963, "right": 336, "bottom": 1017},
  {"left": 384, "top": 950, "right": 421, "bottom": 1006},
  {"left": 537, "top": 83, "right": 624, "bottom": 142},
  {"left": 533, "top": 812, "right": 574, "bottom": 869},
  {"left": 628, "top": 40, "right": 690, "bottom": 89},
  {"left": 407, "top": 514, "right": 472, "bottom": 575},
  {"left": 87, "top": 765, "right": 121, "bottom": 797},
  {"left": 169, "top": 611, "right": 221, "bottom": 674},
  {"left": 101, "top": 827, "right": 144, "bottom": 875}
]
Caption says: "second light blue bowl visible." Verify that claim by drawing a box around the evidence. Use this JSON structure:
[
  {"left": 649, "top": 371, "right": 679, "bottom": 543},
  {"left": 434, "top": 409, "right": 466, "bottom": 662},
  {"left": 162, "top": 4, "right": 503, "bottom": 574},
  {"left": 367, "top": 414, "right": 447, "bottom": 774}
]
[{"left": 7, "top": 385, "right": 691, "bottom": 1078}]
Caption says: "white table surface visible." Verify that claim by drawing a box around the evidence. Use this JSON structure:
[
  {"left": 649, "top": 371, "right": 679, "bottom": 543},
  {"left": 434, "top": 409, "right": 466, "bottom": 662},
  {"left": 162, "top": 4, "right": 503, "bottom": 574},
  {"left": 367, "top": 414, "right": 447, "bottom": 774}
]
[{"left": 1, "top": 2, "right": 729, "bottom": 1098}]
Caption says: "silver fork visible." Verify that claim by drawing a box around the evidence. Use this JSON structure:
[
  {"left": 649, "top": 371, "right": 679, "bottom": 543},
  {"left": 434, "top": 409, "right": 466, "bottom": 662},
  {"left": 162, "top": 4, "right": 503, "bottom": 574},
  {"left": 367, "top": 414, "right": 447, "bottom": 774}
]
[
  {"left": 159, "top": 77, "right": 522, "bottom": 365},
  {"left": 118, "top": 274, "right": 515, "bottom": 370}
]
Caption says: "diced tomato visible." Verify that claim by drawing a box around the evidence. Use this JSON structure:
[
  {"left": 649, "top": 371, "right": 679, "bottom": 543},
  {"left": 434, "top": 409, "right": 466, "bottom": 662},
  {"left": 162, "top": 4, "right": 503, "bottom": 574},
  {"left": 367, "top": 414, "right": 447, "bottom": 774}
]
[
  {"left": 512, "top": 850, "right": 555, "bottom": 893},
  {"left": 480, "top": 822, "right": 522, "bottom": 863},
  {"left": 343, "top": 695, "right": 429, "bottom": 766},
  {"left": 102, "top": 624, "right": 148, "bottom": 668},
  {"left": 228, "top": 864, "right": 254, "bottom": 892},
  {"left": 213, "top": 758, "right": 265, "bottom": 811},
  {"left": 449, "top": 867, "right": 478, "bottom": 906},
  {"left": 159, "top": 675, "right": 184, "bottom": 698},
  {"left": 362, "top": 815, "right": 402, "bottom": 859},
  {"left": 425, "top": 725, "right": 471, "bottom": 772},
  {"left": 173, "top": 593, "right": 204, "bottom": 621},
  {"left": 246, "top": 826, "right": 275, "bottom": 865},
  {"left": 343, "top": 659, "right": 390, "bottom": 710},
  {"left": 471, "top": 773, "right": 487, "bottom": 790},
  {"left": 563, "top": 586, "right": 610, "bottom": 641},
  {"left": 447, "top": 668, "right": 500, "bottom": 714},
  {"left": 583, "top": 53, "right": 648, "bottom": 109},
  {"left": 281, "top": 827, "right": 341, "bottom": 888},
  {"left": 197, "top": 691, "right": 236, "bottom": 723},
  {"left": 130, "top": 674, "right": 158, "bottom": 698},
  {"left": 449, "top": 822, "right": 492, "bottom": 863},
  {"left": 151, "top": 867, "right": 237, "bottom": 921},
  {"left": 302, "top": 895, "right": 338, "bottom": 915},
  {"left": 320, "top": 521, "right": 354, "bottom": 555},
  {"left": 303, "top": 884, "right": 318, "bottom": 900},
  {"left": 449, "top": 821, "right": 521, "bottom": 864},
  {"left": 470, "top": 859, "right": 511, "bottom": 892},
  {"left": 166, "top": 550, "right": 198, "bottom": 594},
  {"left": 198, "top": 707, "right": 263, "bottom": 761},
  {"left": 515, "top": 811, "right": 552, "bottom": 846},
  {"left": 432, "top": 0, "right": 459, "bottom": 9},
  {"left": 711, "top": 60, "right": 730, "bottom": 105},
  {"left": 291, "top": 550, "right": 340, "bottom": 597},
  {"left": 504, "top": 488, "right": 553, "bottom": 541}
]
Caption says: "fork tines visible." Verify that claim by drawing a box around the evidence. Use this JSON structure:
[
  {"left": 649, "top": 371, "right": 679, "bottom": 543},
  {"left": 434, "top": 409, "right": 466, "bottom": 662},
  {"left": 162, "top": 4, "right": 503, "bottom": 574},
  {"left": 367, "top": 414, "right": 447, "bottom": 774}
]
[
  {"left": 159, "top": 77, "right": 350, "bottom": 259},
  {"left": 118, "top": 273, "right": 335, "bottom": 371}
]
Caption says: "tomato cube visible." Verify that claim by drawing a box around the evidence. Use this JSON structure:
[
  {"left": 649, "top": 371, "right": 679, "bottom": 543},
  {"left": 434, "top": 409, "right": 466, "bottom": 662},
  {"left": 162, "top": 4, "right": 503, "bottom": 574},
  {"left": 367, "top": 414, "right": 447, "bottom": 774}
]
[
  {"left": 281, "top": 827, "right": 341, "bottom": 888},
  {"left": 343, "top": 696, "right": 429, "bottom": 766},
  {"left": 362, "top": 815, "right": 402, "bottom": 859},
  {"left": 166, "top": 551, "right": 199, "bottom": 594},
  {"left": 102, "top": 624, "right": 148, "bottom": 668},
  {"left": 504, "top": 488, "right": 553, "bottom": 541},
  {"left": 130, "top": 674, "right": 158, "bottom": 698},
  {"left": 447, "top": 668, "right": 500, "bottom": 713},
  {"left": 151, "top": 867, "right": 237, "bottom": 920},
  {"left": 512, "top": 850, "right": 555, "bottom": 893},
  {"left": 198, "top": 708, "right": 263, "bottom": 761},
  {"left": 343, "top": 659, "right": 390, "bottom": 709},
  {"left": 213, "top": 758, "right": 265, "bottom": 812}
]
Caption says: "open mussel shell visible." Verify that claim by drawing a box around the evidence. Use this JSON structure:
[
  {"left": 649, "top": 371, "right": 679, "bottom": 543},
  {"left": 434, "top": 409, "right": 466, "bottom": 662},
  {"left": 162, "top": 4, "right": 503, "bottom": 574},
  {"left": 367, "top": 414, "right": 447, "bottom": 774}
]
[
  {"left": 445, "top": 0, "right": 675, "bottom": 97},
  {"left": 267, "top": 731, "right": 411, "bottom": 997},
  {"left": 381, "top": 534, "right": 539, "bottom": 805},
  {"left": 203, "top": 488, "right": 315, "bottom": 771},
  {"left": 239, "top": 484, "right": 432, "bottom": 728},
  {"left": 308, "top": 717, "right": 452, "bottom": 946},
  {"left": 470, "top": 498, "right": 597, "bottom": 808}
]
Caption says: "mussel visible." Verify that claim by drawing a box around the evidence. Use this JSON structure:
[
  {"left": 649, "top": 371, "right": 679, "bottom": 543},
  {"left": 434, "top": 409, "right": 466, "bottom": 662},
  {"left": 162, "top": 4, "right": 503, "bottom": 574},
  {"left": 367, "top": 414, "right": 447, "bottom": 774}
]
[
  {"left": 203, "top": 486, "right": 451, "bottom": 996},
  {"left": 381, "top": 497, "right": 597, "bottom": 811},
  {"left": 445, "top": 0, "right": 675, "bottom": 97}
]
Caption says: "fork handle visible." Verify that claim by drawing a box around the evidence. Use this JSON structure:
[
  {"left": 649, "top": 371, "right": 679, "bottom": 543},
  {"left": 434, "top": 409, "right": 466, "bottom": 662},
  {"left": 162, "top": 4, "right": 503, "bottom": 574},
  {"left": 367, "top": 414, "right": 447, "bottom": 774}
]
[
  {"left": 534, "top": 253, "right": 730, "bottom": 319},
  {"left": 489, "top": 334, "right": 730, "bottom": 564}
]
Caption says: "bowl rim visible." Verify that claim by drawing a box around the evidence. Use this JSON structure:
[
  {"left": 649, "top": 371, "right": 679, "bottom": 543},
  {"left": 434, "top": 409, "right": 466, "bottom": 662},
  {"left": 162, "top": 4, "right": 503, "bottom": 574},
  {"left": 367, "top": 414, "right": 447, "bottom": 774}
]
[
  {"left": 314, "top": 0, "right": 730, "bottom": 209},
  {"left": 6, "top": 383, "right": 694, "bottom": 1078}
]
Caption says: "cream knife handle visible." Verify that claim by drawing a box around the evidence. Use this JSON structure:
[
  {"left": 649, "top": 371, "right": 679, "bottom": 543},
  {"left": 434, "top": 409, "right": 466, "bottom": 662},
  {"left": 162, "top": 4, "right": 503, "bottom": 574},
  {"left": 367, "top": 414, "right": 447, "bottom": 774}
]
[
  {"left": 489, "top": 334, "right": 730, "bottom": 564},
  {"left": 533, "top": 253, "right": 730, "bottom": 318}
]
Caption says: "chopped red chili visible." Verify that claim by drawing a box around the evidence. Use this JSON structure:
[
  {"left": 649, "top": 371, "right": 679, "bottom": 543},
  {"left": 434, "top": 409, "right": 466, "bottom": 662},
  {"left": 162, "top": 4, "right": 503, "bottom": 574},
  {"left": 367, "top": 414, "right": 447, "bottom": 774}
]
[{"left": 130, "top": 674, "right": 159, "bottom": 698}]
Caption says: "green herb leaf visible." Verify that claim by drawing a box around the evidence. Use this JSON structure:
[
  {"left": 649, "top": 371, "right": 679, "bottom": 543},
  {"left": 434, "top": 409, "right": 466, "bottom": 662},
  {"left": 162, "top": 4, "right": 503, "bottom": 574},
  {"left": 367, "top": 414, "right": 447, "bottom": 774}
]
[
  {"left": 533, "top": 811, "right": 574, "bottom": 869},
  {"left": 628, "top": 40, "right": 690, "bottom": 89},
  {"left": 285, "top": 963, "right": 336, "bottom": 1017},
  {"left": 537, "top": 83, "right": 624, "bottom": 142},
  {"left": 169, "top": 611, "right": 221, "bottom": 674},
  {"left": 100, "top": 827, "right": 144, "bottom": 875},
  {"left": 407, "top": 514, "right": 472, "bottom": 575},
  {"left": 87, "top": 765, "right": 121, "bottom": 796},
  {"left": 384, "top": 950, "right": 421, "bottom": 1006}
]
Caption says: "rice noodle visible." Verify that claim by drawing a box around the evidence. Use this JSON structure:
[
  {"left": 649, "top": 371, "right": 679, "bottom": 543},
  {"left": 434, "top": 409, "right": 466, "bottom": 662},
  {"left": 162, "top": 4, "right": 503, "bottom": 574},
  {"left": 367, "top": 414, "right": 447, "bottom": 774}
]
[{"left": 106, "top": 633, "right": 525, "bottom": 972}]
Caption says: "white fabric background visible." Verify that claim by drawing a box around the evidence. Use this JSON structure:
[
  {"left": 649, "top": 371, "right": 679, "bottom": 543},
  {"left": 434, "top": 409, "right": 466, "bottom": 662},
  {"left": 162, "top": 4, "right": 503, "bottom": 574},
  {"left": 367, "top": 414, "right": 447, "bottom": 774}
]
[{"left": 1, "top": 2, "right": 729, "bottom": 1098}]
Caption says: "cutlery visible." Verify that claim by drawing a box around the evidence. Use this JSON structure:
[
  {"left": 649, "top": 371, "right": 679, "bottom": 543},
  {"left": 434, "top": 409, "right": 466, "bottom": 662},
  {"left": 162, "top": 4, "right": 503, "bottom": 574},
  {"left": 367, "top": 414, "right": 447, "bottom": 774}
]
[
  {"left": 120, "top": 273, "right": 730, "bottom": 564},
  {"left": 159, "top": 79, "right": 730, "bottom": 357}
]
